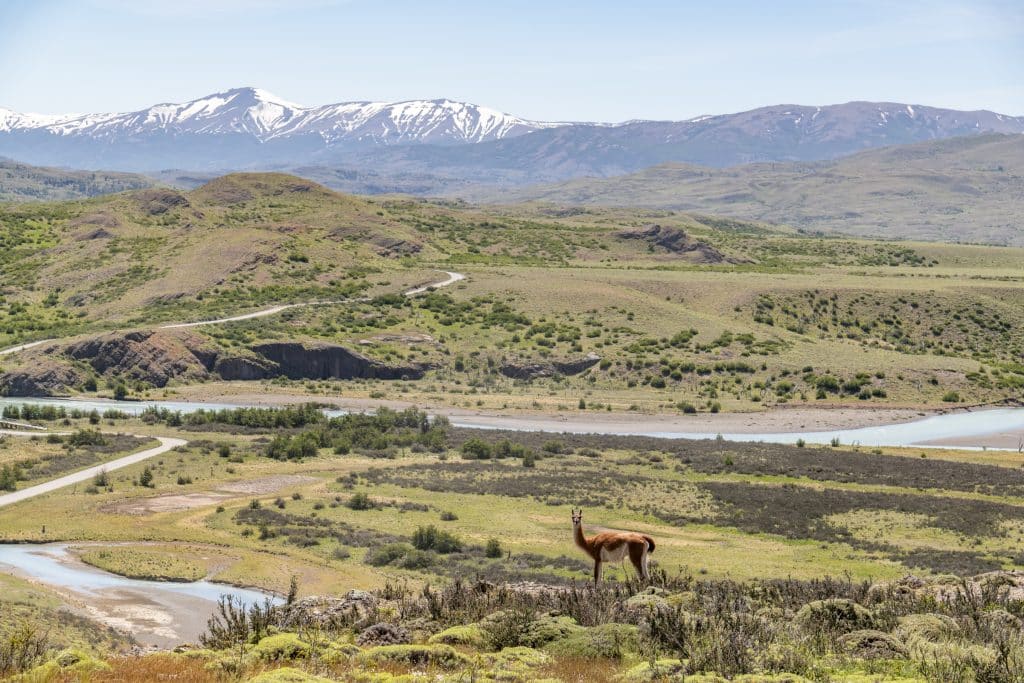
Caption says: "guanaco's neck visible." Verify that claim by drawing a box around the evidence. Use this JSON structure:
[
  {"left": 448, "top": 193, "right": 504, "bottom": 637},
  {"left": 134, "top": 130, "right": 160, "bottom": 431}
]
[{"left": 574, "top": 523, "right": 593, "bottom": 555}]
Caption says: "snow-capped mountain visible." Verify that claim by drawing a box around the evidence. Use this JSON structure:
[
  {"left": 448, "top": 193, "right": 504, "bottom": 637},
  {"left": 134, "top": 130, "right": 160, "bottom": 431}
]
[
  {"left": 0, "top": 89, "right": 1021, "bottom": 174},
  {"left": 1, "top": 87, "right": 554, "bottom": 145},
  {"left": 0, "top": 107, "right": 74, "bottom": 132}
]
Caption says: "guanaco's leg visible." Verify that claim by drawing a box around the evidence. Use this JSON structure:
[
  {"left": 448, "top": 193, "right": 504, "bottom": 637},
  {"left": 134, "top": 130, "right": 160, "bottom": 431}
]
[
  {"left": 593, "top": 560, "right": 603, "bottom": 584},
  {"left": 628, "top": 542, "right": 648, "bottom": 579}
]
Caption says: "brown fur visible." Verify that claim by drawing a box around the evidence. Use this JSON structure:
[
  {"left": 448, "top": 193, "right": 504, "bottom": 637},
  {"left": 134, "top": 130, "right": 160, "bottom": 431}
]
[{"left": 571, "top": 508, "right": 654, "bottom": 583}]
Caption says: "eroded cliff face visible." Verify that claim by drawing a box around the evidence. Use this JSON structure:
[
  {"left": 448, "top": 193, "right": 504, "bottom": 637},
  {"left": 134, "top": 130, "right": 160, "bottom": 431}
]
[
  {"left": 249, "top": 342, "right": 426, "bottom": 380},
  {"left": 499, "top": 353, "right": 601, "bottom": 380},
  {"left": 64, "top": 330, "right": 218, "bottom": 387},
  {"left": 0, "top": 329, "right": 428, "bottom": 396}
]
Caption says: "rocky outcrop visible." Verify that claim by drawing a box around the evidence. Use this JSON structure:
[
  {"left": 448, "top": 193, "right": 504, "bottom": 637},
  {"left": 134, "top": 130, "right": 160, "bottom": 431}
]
[
  {"left": 133, "top": 188, "right": 190, "bottom": 215},
  {"left": 64, "top": 329, "right": 217, "bottom": 387},
  {"left": 500, "top": 353, "right": 600, "bottom": 380},
  {"left": 0, "top": 328, "right": 432, "bottom": 396},
  {"left": 373, "top": 237, "right": 422, "bottom": 258},
  {"left": 616, "top": 224, "right": 737, "bottom": 263},
  {"left": 212, "top": 354, "right": 279, "bottom": 381},
  {"left": 252, "top": 342, "right": 427, "bottom": 380},
  {"left": 0, "top": 362, "right": 87, "bottom": 397}
]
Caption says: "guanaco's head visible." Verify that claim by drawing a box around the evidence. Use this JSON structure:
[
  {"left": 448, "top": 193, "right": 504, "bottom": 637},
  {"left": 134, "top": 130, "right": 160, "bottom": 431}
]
[{"left": 571, "top": 508, "right": 583, "bottom": 526}]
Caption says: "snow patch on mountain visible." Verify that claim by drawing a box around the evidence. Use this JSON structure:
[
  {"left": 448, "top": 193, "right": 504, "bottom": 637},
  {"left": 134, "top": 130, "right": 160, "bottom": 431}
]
[{"left": 0, "top": 87, "right": 556, "bottom": 145}]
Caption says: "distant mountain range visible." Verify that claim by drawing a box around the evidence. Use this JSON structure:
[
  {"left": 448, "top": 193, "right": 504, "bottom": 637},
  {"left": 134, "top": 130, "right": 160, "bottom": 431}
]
[
  {"left": 1, "top": 87, "right": 1021, "bottom": 176},
  {"left": 485, "top": 134, "right": 1024, "bottom": 246}
]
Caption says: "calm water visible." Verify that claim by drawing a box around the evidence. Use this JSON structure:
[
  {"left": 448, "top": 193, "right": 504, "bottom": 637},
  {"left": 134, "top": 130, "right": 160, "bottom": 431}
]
[
  {"left": 0, "top": 396, "right": 1021, "bottom": 449},
  {"left": 0, "top": 543, "right": 275, "bottom": 604}
]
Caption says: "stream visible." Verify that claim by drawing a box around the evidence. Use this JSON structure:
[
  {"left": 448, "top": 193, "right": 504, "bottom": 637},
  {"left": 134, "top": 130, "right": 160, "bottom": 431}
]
[{"left": 0, "top": 543, "right": 277, "bottom": 647}]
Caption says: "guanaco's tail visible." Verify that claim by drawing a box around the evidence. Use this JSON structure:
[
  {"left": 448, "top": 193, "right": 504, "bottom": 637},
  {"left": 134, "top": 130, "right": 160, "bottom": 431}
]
[{"left": 642, "top": 535, "right": 656, "bottom": 553}]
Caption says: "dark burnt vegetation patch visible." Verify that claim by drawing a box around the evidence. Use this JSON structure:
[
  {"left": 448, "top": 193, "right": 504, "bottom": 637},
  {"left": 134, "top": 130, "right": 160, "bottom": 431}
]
[
  {"left": 448, "top": 428, "right": 1024, "bottom": 496},
  {"left": 361, "top": 457, "right": 660, "bottom": 509},
  {"left": 689, "top": 481, "right": 1012, "bottom": 575}
]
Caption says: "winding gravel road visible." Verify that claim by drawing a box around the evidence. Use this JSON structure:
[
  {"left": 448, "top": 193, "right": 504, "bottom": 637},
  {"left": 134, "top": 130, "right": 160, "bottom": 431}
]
[
  {"left": 0, "top": 271, "right": 468, "bottom": 508},
  {"left": 0, "top": 436, "right": 187, "bottom": 509},
  {"left": 0, "top": 270, "right": 465, "bottom": 353}
]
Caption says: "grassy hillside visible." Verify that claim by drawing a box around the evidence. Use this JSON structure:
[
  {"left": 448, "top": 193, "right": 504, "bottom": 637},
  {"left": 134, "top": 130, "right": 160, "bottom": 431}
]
[
  {"left": 0, "top": 158, "right": 154, "bottom": 202},
  {"left": 486, "top": 134, "right": 1024, "bottom": 246},
  {"left": 0, "top": 173, "right": 1022, "bottom": 411}
]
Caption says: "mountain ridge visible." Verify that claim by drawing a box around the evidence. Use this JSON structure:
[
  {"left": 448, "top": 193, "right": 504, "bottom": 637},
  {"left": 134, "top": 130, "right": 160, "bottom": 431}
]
[
  {"left": 1, "top": 88, "right": 1021, "bottom": 175},
  {"left": 0, "top": 86, "right": 558, "bottom": 144},
  {"left": 481, "top": 133, "right": 1024, "bottom": 246}
]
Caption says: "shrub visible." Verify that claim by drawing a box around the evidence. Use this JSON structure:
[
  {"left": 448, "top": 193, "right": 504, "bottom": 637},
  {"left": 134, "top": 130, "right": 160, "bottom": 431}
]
[
  {"left": 0, "top": 620, "right": 50, "bottom": 675},
  {"left": 398, "top": 549, "right": 435, "bottom": 570},
  {"left": 619, "top": 659, "right": 688, "bottom": 682},
  {"left": 487, "top": 646, "right": 550, "bottom": 671},
  {"left": 356, "top": 623, "right": 411, "bottom": 647},
  {"left": 347, "top": 492, "right": 372, "bottom": 510},
  {"left": 485, "top": 538, "right": 503, "bottom": 558},
  {"left": 943, "top": 391, "right": 962, "bottom": 403},
  {"left": 428, "top": 624, "right": 486, "bottom": 648},
  {"left": 364, "top": 544, "right": 412, "bottom": 567},
  {"left": 247, "top": 667, "right": 333, "bottom": 683},
  {"left": 356, "top": 644, "right": 469, "bottom": 670},
  {"left": 544, "top": 623, "right": 640, "bottom": 660},
  {"left": 252, "top": 633, "right": 310, "bottom": 662},
  {"left": 481, "top": 609, "right": 538, "bottom": 650},
  {"left": 411, "top": 525, "right": 463, "bottom": 553},
  {"left": 837, "top": 629, "right": 907, "bottom": 659},
  {"left": 894, "top": 613, "right": 961, "bottom": 644},
  {"left": 461, "top": 438, "right": 493, "bottom": 459},
  {"left": 519, "top": 615, "right": 583, "bottom": 648},
  {"left": 794, "top": 598, "right": 876, "bottom": 637}
]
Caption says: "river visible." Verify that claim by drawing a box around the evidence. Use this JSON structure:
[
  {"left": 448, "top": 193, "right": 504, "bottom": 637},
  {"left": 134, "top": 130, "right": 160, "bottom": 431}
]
[
  {"left": 0, "top": 396, "right": 1022, "bottom": 450},
  {"left": 0, "top": 544, "right": 277, "bottom": 647}
]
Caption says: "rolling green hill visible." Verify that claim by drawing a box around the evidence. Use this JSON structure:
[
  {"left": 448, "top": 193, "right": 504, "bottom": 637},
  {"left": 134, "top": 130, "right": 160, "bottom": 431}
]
[
  {"left": 1, "top": 172, "right": 1022, "bottom": 411},
  {"left": 487, "top": 134, "right": 1024, "bottom": 246}
]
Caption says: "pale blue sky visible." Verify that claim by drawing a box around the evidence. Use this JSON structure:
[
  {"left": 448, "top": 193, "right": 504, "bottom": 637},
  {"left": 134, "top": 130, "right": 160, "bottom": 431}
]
[{"left": 2, "top": 0, "right": 1021, "bottom": 120}]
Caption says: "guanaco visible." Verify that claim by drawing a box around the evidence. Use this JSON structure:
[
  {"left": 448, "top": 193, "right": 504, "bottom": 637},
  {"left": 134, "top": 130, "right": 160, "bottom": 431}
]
[{"left": 571, "top": 508, "right": 655, "bottom": 583}]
